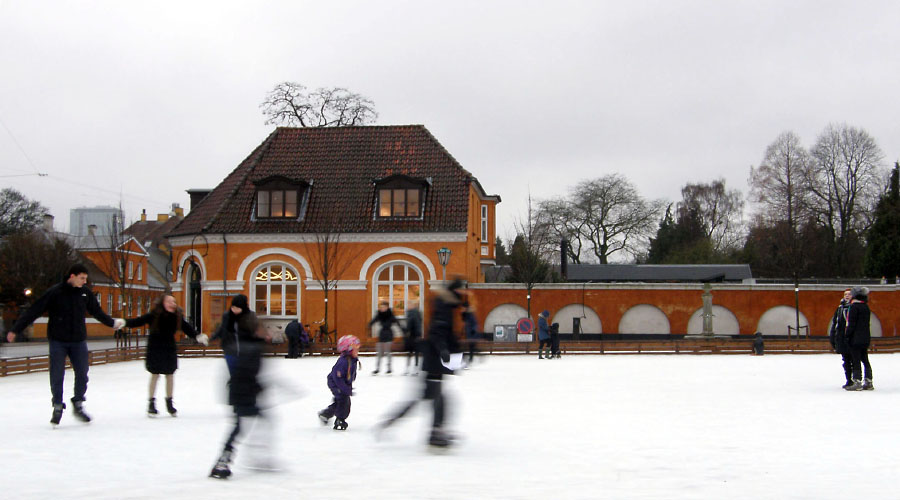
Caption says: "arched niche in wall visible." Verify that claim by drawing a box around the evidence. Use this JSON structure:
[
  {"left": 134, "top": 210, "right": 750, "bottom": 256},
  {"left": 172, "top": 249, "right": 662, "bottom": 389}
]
[
  {"left": 687, "top": 306, "right": 740, "bottom": 335},
  {"left": 618, "top": 304, "right": 670, "bottom": 334},
  {"left": 551, "top": 304, "right": 602, "bottom": 334},
  {"left": 756, "top": 306, "right": 809, "bottom": 336},
  {"left": 483, "top": 304, "right": 529, "bottom": 333}
]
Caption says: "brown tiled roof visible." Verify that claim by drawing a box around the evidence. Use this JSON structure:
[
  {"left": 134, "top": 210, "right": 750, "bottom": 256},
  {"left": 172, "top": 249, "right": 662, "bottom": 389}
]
[
  {"left": 123, "top": 216, "right": 182, "bottom": 248},
  {"left": 168, "top": 126, "right": 489, "bottom": 236}
]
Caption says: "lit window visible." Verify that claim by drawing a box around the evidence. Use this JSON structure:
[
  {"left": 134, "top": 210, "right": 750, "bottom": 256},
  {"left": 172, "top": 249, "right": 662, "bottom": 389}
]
[
  {"left": 252, "top": 263, "right": 300, "bottom": 317},
  {"left": 378, "top": 188, "right": 422, "bottom": 217},
  {"left": 256, "top": 188, "right": 301, "bottom": 218},
  {"left": 372, "top": 262, "right": 422, "bottom": 332}
]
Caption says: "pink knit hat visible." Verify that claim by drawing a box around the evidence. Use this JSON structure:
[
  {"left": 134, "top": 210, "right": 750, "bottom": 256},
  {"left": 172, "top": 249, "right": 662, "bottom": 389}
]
[{"left": 337, "top": 334, "right": 360, "bottom": 353}]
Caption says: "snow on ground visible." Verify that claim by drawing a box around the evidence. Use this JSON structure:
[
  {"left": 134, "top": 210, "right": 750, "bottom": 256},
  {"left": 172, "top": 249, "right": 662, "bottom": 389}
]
[{"left": 2, "top": 353, "right": 898, "bottom": 500}]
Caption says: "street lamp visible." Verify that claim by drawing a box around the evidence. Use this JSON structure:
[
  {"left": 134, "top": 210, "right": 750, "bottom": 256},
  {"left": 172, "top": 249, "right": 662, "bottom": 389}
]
[{"left": 437, "top": 247, "right": 452, "bottom": 282}]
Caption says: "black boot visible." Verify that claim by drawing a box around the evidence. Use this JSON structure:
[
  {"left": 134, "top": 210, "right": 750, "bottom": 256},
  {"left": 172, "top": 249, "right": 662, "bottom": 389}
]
[
  {"left": 429, "top": 428, "right": 453, "bottom": 448},
  {"left": 50, "top": 403, "right": 65, "bottom": 426},
  {"left": 863, "top": 378, "right": 875, "bottom": 391},
  {"left": 71, "top": 398, "right": 91, "bottom": 423},
  {"left": 148, "top": 398, "right": 158, "bottom": 417},
  {"left": 209, "top": 449, "right": 233, "bottom": 479},
  {"left": 318, "top": 410, "right": 332, "bottom": 425},
  {"left": 333, "top": 418, "right": 348, "bottom": 430},
  {"left": 165, "top": 397, "right": 177, "bottom": 416}
]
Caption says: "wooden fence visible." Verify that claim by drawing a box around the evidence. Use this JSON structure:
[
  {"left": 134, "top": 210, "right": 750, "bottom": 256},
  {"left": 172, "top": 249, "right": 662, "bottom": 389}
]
[{"left": 3, "top": 337, "right": 900, "bottom": 377}]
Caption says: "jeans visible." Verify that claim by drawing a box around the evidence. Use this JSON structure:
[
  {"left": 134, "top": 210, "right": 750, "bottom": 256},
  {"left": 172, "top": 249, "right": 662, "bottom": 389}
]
[{"left": 49, "top": 340, "right": 89, "bottom": 405}]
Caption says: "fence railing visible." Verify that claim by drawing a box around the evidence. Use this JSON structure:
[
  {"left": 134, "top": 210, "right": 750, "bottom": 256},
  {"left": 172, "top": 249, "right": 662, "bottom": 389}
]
[{"left": 3, "top": 337, "right": 900, "bottom": 376}]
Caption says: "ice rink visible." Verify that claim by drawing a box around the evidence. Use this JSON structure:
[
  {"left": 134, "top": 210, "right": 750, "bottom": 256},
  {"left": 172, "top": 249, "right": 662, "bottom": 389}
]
[{"left": 2, "top": 352, "right": 898, "bottom": 499}]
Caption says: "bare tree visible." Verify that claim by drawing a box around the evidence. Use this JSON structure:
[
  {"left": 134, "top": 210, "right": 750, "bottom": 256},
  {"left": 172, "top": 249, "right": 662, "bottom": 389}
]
[
  {"left": 678, "top": 178, "right": 745, "bottom": 252},
  {"left": 260, "top": 82, "right": 378, "bottom": 127},
  {"left": 509, "top": 193, "right": 553, "bottom": 316},
  {"left": 807, "top": 123, "right": 885, "bottom": 272},
  {"left": 571, "top": 175, "right": 664, "bottom": 264},
  {"left": 0, "top": 232, "right": 80, "bottom": 305},
  {"left": 749, "top": 131, "right": 811, "bottom": 229},
  {"left": 0, "top": 188, "right": 49, "bottom": 237},
  {"left": 535, "top": 196, "right": 586, "bottom": 264},
  {"left": 302, "top": 214, "right": 366, "bottom": 339}
]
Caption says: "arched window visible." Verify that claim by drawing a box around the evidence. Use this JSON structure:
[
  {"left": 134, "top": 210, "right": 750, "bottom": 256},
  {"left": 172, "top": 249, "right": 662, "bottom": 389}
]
[
  {"left": 373, "top": 262, "right": 422, "bottom": 318},
  {"left": 252, "top": 263, "right": 300, "bottom": 317}
]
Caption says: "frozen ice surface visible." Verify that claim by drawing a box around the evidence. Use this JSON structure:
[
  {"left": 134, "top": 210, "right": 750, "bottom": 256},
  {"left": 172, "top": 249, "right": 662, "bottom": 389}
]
[{"left": 2, "top": 354, "right": 898, "bottom": 499}]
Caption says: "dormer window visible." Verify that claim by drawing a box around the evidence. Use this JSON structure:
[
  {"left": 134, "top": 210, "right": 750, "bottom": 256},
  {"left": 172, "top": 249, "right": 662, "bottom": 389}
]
[
  {"left": 374, "top": 175, "right": 429, "bottom": 218},
  {"left": 252, "top": 176, "right": 308, "bottom": 220}
]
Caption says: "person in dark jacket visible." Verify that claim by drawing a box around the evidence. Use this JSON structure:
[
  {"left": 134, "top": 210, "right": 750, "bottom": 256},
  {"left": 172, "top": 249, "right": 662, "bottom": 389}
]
[
  {"left": 377, "top": 279, "right": 465, "bottom": 448},
  {"left": 318, "top": 335, "right": 361, "bottom": 430},
  {"left": 549, "top": 322, "right": 561, "bottom": 359},
  {"left": 844, "top": 287, "right": 873, "bottom": 391},
  {"left": 284, "top": 319, "right": 302, "bottom": 358},
  {"left": 123, "top": 294, "right": 208, "bottom": 417},
  {"left": 209, "top": 297, "right": 268, "bottom": 479},
  {"left": 537, "top": 310, "right": 551, "bottom": 359},
  {"left": 211, "top": 294, "right": 259, "bottom": 376},
  {"left": 369, "top": 301, "right": 399, "bottom": 375},
  {"left": 8, "top": 264, "right": 123, "bottom": 425},
  {"left": 829, "top": 289, "right": 852, "bottom": 388},
  {"left": 404, "top": 301, "right": 423, "bottom": 375}
]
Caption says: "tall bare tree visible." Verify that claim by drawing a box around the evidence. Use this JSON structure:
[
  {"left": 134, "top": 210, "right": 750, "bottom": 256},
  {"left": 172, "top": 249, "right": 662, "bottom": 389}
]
[
  {"left": 302, "top": 214, "right": 366, "bottom": 338},
  {"left": 807, "top": 123, "right": 885, "bottom": 274},
  {"left": 678, "top": 178, "right": 745, "bottom": 252},
  {"left": 509, "top": 192, "right": 554, "bottom": 316},
  {"left": 572, "top": 174, "right": 664, "bottom": 264},
  {"left": 260, "top": 82, "right": 378, "bottom": 127},
  {"left": 0, "top": 188, "right": 49, "bottom": 237},
  {"left": 534, "top": 196, "right": 586, "bottom": 264}
]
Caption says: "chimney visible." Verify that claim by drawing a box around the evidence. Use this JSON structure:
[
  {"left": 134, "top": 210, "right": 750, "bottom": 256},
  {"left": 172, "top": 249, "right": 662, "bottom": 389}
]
[
  {"left": 42, "top": 214, "right": 54, "bottom": 231},
  {"left": 156, "top": 213, "right": 169, "bottom": 222},
  {"left": 87, "top": 224, "right": 97, "bottom": 236},
  {"left": 140, "top": 209, "right": 147, "bottom": 222},
  {"left": 187, "top": 189, "right": 212, "bottom": 210},
  {"left": 171, "top": 203, "right": 184, "bottom": 218},
  {"left": 560, "top": 238, "right": 568, "bottom": 281}
]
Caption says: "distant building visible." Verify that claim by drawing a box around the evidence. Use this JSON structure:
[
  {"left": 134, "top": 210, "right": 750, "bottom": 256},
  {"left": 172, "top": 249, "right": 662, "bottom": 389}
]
[{"left": 69, "top": 206, "right": 123, "bottom": 237}]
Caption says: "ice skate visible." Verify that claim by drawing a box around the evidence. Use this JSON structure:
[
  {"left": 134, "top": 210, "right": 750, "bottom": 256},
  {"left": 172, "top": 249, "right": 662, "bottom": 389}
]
[
  {"left": 333, "top": 418, "right": 348, "bottom": 430},
  {"left": 428, "top": 429, "right": 454, "bottom": 449},
  {"left": 147, "top": 398, "right": 158, "bottom": 417},
  {"left": 50, "top": 403, "right": 65, "bottom": 426},
  {"left": 863, "top": 378, "right": 875, "bottom": 391},
  {"left": 318, "top": 410, "right": 332, "bottom": 425},
  {"left": 165, "top": 397, "right": 177, "bottom": 416},
  {"left": 841, "top": 380, "right": 852, "bottom": 389},
  {"left": 71, "top": 398, "right": 91, "bottom": 423},
  {"left": 209, "top": 450, "right": 233, "bottom": 479},
  {"left": 845, "top": 379, "right": 864, "bottom": 391}
]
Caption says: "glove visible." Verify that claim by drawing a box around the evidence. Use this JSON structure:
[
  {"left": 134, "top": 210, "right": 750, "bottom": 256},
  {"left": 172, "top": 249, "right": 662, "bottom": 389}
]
[
  {"left": 113, "top": 318, "right": 126, "bottom": 330},
  {"left": 440, "top": 348, "right": 450, "bottom": 363},
  {"left": 196, "top": 333, "right": 209, "bottom": 346}
]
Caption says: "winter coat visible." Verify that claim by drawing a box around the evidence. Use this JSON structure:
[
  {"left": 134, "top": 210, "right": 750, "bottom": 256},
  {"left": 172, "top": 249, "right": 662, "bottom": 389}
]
[
  {"left": 228, "top": 337, "right": 264, "bottom": 410},
  {"left": 125, "top": 309, "right": 198, "bottom": 374},
  {"left": 369, "top": 308, "right": 398, "bottom": 342},
  {"left": 537, "top": 315, "right": 550, "bottom": 341},
  {"left": 212, "top": 309, "right": 260, "bottom": 357},
  {"left": 11, "top": 281, "right": 115, "bottom": 342},
  {"left": 829, "top": 302, "right": 850, "bottom": 353},
  {"left": 422, "top": 288, "right": 463, "bottom": 378},
  {"left": 327, "top": 353, "right": 359, "bottom": 397},
  {"left": 845, "top": 300, "right": 871, "bottom": 348},
  {"left": 285, "top": 319, "right": 301, "bottom": 341},
  {"left": 404, "top": 308, "right": 423, "bottom": 351}
]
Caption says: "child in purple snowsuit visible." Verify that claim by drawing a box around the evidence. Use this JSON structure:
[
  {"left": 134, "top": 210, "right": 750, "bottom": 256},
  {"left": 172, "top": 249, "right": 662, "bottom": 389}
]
[{"left": 318, "top": 335, "right": 360, "bottom": 430}]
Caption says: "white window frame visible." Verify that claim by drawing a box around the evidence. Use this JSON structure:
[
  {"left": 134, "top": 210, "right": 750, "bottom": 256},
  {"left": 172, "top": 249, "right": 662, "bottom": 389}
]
[
  {"left": 481, "top": 204, "right": 488, "bottom": 243},
  {"left": 250, "top": 262, "right": 301, "bottom": 318},
  {"left": 371, "top": 261, "right": 424, "bottom": 329}
]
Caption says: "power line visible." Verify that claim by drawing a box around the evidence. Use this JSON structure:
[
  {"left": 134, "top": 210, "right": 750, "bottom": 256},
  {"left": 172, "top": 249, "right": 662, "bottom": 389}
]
[{"left": 0, "top": 114, "right": 47, "bottom": 177}]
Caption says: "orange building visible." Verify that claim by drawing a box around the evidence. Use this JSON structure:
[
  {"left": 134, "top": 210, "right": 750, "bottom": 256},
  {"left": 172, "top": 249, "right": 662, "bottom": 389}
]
[{"left": 166, "top": 126, "right": 501, "bottom": 342}]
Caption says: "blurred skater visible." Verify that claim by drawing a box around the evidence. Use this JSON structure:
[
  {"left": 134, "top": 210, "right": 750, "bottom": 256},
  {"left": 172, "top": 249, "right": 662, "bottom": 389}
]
[
  {"left": 403, "top": 301, "right": 423, "bottom": 375},
  {"left": 7, "top": 264, "right": 124, "bottom": 425},
  {"left": 369, "top": 301, "right": 399, "bottom": 374},
  {"left": 122, "top": 294, "right": 208, "bottom": 417},
  {"left": 829, "top": 289, "right": 852, "bottom": 388},
  {"left": 844, "top": 287, "right": 873, "bottom": 391},
  {"left": 211, "top": 295, "right": 257, "bottom": 376},
  {"left": 209, "top": 302, "right": 269, "bottom": 479},
  {"left": 377, "top": 279, "right": 465, "bottom": 448},
  {"left": 317, "top": 335, "right": 361, "bottom": 430},
  {"left": 463, "top": 302, "right": 479, "bottom": 366}
]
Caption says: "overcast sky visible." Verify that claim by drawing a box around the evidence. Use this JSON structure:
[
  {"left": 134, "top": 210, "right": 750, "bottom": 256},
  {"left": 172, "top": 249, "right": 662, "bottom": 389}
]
[{"left": 2, "top": 1, "right": 899, "bottom": 239}]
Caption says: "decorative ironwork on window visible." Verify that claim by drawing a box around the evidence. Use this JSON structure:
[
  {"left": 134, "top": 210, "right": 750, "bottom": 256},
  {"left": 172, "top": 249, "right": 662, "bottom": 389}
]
[{"left": 252, "top": 263, "right": 299, "bottom": 317}]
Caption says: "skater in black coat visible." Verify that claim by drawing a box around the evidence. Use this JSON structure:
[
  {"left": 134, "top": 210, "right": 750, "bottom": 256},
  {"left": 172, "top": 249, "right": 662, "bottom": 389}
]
[
  {"left": 829, "top": 289, "right": 852, "bottom": 388},
  {"left": 123, "top": 294, "right": 208, "bottom": 416},
  {"left": 403, "top": 302, "right": 423, "bottom": 374},
  {"left": 844, "top": 287, "right": 873, "bottom": 391},
  {"left": 210, "top": 303, "right": 270, "bottom": 479},
  {"left": 211, "top": 294, "right": 259, "bottom": 376},
  {"left": 377, "top": 279, "right": 465, "bottom": 447},
  {"left": 8, "top": 263, "right": 123, "bottom": 425}
]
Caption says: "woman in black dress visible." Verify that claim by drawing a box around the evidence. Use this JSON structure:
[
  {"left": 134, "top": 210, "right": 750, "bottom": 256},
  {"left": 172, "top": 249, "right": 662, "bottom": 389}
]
[{"left": 124, "top": 294, "right": 208, "bottom": 416}]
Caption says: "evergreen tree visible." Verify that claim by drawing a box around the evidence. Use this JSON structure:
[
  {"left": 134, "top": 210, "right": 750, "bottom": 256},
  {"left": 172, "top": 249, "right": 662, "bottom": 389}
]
[
  {"left": 495, "top": 236, "right": 510, "bottom": 266},
  {"left": 864, "top": 162, "right": 900, "bottom": 279}
]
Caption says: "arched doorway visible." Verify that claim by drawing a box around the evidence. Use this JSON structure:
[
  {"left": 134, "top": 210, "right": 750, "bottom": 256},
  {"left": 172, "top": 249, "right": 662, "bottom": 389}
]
[{"left": 188, "top": 262, "right": 202, "bottom": 331}]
